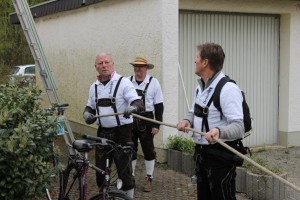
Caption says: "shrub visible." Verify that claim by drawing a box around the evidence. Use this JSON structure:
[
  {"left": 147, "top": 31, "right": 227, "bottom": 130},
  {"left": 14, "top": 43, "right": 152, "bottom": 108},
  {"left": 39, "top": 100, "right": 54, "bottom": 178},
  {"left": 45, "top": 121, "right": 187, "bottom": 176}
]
[
  {"left": 167, "top": 135, "right": 195, "bottom": 154},
  {"left": 0, "top": 79, "right": 59, "bottom": 200}
]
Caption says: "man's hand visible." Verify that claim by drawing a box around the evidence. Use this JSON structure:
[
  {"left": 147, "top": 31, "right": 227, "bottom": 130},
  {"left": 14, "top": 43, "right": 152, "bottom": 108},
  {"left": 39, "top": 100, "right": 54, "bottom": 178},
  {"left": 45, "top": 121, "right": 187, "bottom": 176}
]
[
  {"left": 205, "top": 128, "right": 220, "bottom": 143},
  {"left": 176, "top": 120, "right": 191, "bottom": 133},
  {"left": 123, "top": 106, "right": 138, "bottom": 119},
  {"left": 83, "top": 111, "right": 96, "bottom": 124},
  {"left": 151, "top": 128, "right": 159, "bottom": 136}
]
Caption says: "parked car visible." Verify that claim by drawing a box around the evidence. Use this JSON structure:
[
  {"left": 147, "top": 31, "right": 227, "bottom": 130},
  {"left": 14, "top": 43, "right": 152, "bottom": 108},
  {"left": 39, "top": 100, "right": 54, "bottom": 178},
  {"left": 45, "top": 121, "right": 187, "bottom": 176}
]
[
  {"left": 10, "top": 64, "right": 35, "bottom": 76},
  {"left": 9, "top": 64, "right": 36, "bottom": 85}
]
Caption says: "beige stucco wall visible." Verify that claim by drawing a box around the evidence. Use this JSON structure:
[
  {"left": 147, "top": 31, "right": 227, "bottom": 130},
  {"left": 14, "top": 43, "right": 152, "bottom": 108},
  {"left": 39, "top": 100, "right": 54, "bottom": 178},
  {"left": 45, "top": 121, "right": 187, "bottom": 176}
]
[
  {"left": 34, "top": 0, "right": 179, "bottom": 161},
  {"left": 180, "top": 0, "right": 300, "bottom": 146}
]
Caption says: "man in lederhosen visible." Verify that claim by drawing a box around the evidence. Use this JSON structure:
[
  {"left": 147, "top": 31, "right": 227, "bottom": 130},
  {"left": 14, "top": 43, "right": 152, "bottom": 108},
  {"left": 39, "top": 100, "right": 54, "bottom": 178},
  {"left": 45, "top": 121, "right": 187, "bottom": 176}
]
[
  {"left": 177, "top": 43, "right": 245, "bottom": 200},
  {"left": 83, "top": 52, "right": 144, "bottom": 198},
  {"left": 128, "top": 55, "right": 164, "bottom": 192}
]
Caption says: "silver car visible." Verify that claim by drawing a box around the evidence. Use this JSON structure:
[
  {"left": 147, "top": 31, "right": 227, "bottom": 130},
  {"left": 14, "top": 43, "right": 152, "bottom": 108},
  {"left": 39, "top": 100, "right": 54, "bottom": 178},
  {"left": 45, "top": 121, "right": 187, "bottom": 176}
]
[{"left": 9, "top": 64, "right": 36, "bottom": 84}]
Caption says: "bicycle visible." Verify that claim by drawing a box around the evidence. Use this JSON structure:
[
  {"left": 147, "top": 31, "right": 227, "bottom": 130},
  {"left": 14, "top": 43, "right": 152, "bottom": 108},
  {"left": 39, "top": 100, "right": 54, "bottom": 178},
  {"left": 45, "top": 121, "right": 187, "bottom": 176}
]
[{"left": 58, "top": 134, "right": 134, "bottom": 200}]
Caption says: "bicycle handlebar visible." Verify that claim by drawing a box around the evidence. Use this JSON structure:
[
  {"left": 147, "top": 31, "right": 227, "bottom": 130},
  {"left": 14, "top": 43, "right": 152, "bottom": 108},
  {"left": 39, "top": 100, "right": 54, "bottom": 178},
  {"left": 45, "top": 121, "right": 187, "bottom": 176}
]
[
  {"left": 82, "top": 134, "right": 135, "bottom": 155},
  {"left": 71, "top": 135, "right": 136, "bottom": 185},
  {"left": 83, "top": 134, "right": 103, "bottom": 142},
  {"left": 82, "top": 134, "right": 116, "bottom": 146}
]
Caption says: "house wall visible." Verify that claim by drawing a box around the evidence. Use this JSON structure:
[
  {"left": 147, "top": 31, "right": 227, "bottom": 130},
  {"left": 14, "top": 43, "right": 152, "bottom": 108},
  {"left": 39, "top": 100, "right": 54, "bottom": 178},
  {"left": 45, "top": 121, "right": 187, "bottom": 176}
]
[
  {"left": 34, "top": 0, "right": 179, "bottom": 162},
  {"left": 179, "top": 0, "right": 300, "bottom": 146}
]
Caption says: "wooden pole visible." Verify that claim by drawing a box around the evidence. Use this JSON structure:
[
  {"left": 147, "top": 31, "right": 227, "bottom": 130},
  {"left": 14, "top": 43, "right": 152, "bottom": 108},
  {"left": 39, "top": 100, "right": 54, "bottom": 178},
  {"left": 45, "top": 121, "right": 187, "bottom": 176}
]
[{"left": 132, "top": 113, "right": 300, "bottom": 192}]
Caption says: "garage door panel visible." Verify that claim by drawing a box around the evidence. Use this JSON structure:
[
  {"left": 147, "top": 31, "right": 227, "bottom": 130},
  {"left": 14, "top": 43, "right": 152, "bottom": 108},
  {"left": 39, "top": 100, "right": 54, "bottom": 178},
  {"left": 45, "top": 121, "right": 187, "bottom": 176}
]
[{"left": 179, "top": 12, "right": 279, "bottom": 146}]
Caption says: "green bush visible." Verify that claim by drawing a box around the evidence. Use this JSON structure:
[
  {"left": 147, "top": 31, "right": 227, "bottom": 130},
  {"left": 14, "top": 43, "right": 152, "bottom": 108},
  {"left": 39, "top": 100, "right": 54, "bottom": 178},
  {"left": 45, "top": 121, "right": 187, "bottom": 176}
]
[
  {"left": 0, "top": 79, "right": 60, "bottom": 200},
  {"left": 167, "top": 135, "right": 195, "bottom": 154}
]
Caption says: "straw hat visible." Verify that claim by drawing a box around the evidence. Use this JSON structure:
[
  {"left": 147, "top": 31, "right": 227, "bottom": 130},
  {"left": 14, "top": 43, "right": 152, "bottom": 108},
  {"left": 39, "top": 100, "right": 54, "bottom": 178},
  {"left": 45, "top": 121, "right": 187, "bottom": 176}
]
[{"left": 130, "top": 55, "right": 154, "bottom": 69}]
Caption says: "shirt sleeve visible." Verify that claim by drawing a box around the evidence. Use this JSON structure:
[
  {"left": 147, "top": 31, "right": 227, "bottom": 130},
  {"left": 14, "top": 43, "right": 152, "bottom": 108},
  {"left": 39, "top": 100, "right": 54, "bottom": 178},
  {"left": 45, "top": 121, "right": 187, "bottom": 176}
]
[
  {"left": 153, "top": 79, "right": 164, "bottom": 104},
  {"left": 87, "top": 83, "right": 96, "bottom": 110},
  {"left": 122, "top": 78, "right": 140, "bottom": 104},
  {"left": 218, "top": 82, "right": 244, "bottom": 139},
  {"left": 153, "top": 102, "right": 164, "bottom": 129}
]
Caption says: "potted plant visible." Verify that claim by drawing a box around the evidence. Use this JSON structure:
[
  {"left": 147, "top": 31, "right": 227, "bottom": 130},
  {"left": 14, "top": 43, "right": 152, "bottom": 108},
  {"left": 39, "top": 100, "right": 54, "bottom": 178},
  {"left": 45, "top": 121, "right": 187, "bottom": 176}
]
[
  {"left": 166, "top": 135, "right": 195, "bottom": 175},
  {"left": 242, "top": 155, "right": 287, "bottom": 200},
  {"left": 0, "top": 79, "right": 60, "bottom": 200},
  {"left": 236, "top": 166, "right": 247, "bottom": 193}
]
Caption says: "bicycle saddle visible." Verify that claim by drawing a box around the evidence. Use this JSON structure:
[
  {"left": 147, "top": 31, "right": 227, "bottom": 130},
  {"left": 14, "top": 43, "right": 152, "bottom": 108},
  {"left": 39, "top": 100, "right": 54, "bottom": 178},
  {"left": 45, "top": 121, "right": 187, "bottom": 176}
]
[{"left": 73, "top": 140, "right": 93, "bottom": 152}]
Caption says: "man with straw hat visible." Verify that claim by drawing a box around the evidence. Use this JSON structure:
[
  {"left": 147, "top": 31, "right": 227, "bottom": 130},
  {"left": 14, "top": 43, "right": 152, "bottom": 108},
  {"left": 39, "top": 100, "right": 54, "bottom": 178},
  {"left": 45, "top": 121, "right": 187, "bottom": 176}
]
[{"left": 129, "top": 55, "right": 164, "bottom": 192}]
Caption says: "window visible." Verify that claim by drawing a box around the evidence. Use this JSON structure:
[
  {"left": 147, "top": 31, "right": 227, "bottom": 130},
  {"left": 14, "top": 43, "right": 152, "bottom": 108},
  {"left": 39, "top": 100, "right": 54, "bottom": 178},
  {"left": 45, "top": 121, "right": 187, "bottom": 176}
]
[
  {"left": 24, "top": 66, "right": 35, "bottom": 75},
  {"left": 10, "top": 67, "right": 20, "bottom": 75}
]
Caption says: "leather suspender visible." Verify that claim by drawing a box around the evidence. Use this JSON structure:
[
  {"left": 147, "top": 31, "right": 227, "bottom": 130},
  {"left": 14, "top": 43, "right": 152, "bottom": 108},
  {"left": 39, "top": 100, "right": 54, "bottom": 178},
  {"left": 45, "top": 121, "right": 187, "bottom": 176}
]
[
  {"left": 94, "top": 84, "right": 101, "bottom": 125},
  {"left": 199, "top": 78, "right": 227, "bottom": 132},
  {"left": 94, "top": 76, "right": 124, "bottom": 126},
  {"left": 193, "top": 90, "right": 214, "bottom": 132},
  {"left": 112, "top": 77, "right": 123, "bottom": 126},
  {"left": 130, "top": 76, "right": 153, "bottom": 108},
  {"left": 201, "top": 97, "right": 213, "bottom": 132}
]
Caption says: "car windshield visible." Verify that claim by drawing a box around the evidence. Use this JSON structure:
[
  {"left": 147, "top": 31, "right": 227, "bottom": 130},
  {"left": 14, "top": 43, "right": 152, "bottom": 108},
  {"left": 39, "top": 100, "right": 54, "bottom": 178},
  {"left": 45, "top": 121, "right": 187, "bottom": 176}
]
[{"left": 10, "top": 67, "right": 20, "bottom": 75}]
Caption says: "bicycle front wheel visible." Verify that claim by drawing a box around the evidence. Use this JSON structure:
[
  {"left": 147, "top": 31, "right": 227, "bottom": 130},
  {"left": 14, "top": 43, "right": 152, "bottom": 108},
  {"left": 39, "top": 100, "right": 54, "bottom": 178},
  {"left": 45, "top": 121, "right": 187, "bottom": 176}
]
[{"left": 90, "top": 190, "right": 132, "bottom": 200}]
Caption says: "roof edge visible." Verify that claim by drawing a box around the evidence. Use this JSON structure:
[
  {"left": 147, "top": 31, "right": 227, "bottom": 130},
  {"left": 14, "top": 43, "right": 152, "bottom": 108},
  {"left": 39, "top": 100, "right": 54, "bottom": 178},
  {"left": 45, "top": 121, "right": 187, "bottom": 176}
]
[{"left": 10, "top": 0, "right": 106, "bottom": 24}]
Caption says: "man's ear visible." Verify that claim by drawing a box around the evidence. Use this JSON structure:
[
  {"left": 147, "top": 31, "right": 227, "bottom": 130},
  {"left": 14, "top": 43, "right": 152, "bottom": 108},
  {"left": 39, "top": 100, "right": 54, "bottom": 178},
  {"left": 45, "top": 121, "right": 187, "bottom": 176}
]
[{"left": 203, "top": 59, "right": 209, "bottom": 67}]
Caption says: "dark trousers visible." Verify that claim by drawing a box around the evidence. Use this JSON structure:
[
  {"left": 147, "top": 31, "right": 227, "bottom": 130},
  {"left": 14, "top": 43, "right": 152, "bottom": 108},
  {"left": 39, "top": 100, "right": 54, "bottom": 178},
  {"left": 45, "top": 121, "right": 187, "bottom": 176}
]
[
  {"left": 132, "top": 113, "right": 156, "bottom": 161},
  {"left": 195, "top": 145, "right": 237, "bottom": 200},
  {"left": 95, "top": 124, "right": 135, "bottom": 190}
]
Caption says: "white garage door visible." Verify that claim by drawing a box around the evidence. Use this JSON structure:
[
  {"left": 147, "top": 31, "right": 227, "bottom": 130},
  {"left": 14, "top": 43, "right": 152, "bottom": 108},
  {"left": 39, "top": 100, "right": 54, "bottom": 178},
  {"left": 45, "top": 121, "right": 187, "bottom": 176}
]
[{"left": 179, "top": 11, "right": 280, "bottom": 147}]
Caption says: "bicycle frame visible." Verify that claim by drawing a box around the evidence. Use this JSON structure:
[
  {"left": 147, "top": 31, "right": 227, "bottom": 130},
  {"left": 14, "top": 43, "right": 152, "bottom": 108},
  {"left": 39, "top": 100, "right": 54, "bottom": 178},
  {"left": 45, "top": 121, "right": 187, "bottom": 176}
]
[
  {"left": 59, "top": 140, "right": 110, "bottom": 200},
  {"left": 100, "top": 156, "right": 115, "bottom": 200},
  {"left": 83, "top": 135, "right": 134, "bottom": 200},
  {"left": 47, "top": 134, "right": 133, "bottom": 200}
]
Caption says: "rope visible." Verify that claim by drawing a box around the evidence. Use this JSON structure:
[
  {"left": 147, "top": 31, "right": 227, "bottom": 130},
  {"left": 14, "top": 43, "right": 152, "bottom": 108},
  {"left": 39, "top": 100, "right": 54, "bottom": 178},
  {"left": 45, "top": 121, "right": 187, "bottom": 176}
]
[
  {"left": 93, "top": 112, "right": 300, "bottom": 192},
  {"left": 177, "top": 62, "right": 191, "bottom": 111}
]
